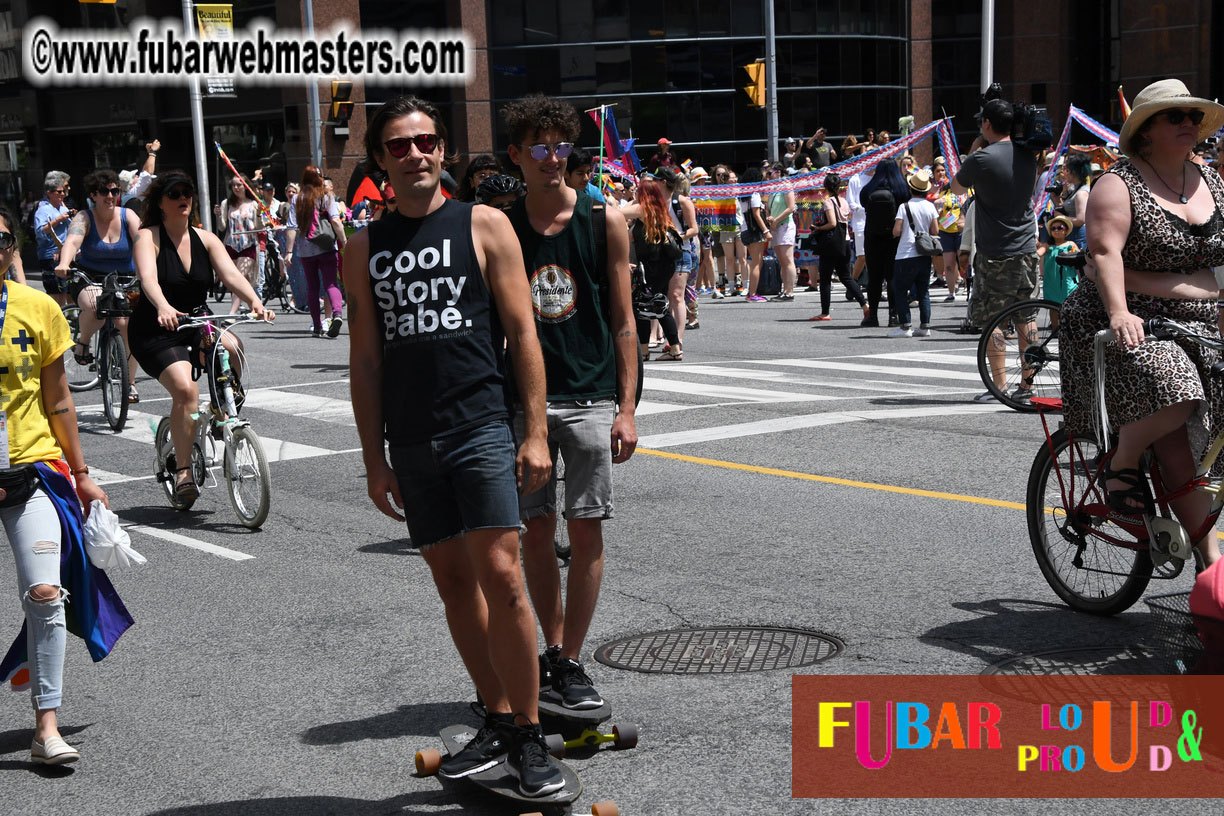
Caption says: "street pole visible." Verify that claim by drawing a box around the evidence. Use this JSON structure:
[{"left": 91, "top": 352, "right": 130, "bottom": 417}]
[
  {"left": 764, "top": 0, "right": 779, "bottom": 162},
  {"left": 181, "top": 0, "right": 212, "bottom": 231},
  {"left": 304, "top": 0, "right": 323, "bottom": 168},
  {"left": 981, "top": 0, "right": 995, "bottom": 93}
]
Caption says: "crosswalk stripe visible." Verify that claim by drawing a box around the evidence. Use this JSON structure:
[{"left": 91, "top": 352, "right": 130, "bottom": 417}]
[
  {"left": 646, "top": 364, "right": 969, "bottom": 394},
  {"left": 241, "top": 389, "right": 356, "bottom": 424},
  {"left": 641, "top": 377, "right": 843, "bottom": 403},
  {"left": 126, "top": 524, "right": 255, "bottom": 561},
  {"left": 638, "top": 403, "right": 1010, "bottom": 448},
  {"left": 758, "top": 358, "right": 986, "bottom": 381}
]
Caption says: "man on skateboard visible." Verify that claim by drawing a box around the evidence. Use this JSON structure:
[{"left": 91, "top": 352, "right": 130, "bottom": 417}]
[
  {"left": 501, "top": 95, "right": 639, "bottom": 710},
  {"left": 346, "top": 95, "right": 563, "bottom": 797}
]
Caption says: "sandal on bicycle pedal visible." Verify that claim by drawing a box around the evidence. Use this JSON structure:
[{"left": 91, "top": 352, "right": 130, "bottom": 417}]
[
  {"left": 128, "top": 385, "right": 140, "bottom": 404},
  {"left": 72, "top": 342, "right": 94, "bottom": 366},
  {"left": 1100, "top": 464, "right": 1152, "bottom": 517},
  {"left": 174, "top": 467, "right": 200, "bottom": 503}
]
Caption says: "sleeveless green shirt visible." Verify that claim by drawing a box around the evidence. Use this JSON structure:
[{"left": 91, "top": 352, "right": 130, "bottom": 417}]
[{"left": 509, "top": 191, "right": 615, "bottom": 401}]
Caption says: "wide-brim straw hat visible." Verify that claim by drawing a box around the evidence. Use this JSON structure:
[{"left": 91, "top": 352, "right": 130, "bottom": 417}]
[
  {"left": 907, "top": 168, "right": 933, "bottom": 193},
  {"left": 1118, "top": 79, "right": 1224, "bottom": 156}
]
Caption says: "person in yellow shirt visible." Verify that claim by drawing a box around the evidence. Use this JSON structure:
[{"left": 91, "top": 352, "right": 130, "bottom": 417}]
[{"left": 0, "top": 204, "right": 109, "bottom": 765}]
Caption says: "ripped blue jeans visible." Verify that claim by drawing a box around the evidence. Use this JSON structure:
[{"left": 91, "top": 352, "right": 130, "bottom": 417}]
[{"left": 1, "top": 488, "right": 66, "bottom": 710}]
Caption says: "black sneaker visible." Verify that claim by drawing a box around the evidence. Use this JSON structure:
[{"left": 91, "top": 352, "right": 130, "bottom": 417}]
[
  {"left": 506, "top": 722, "right": 564, "bottom": 798},
  {"left": 438, "top": 709, "right": 512, "bottom": 779},
  {"left": 538, "top": 645, "right": 561, "bottom": 694},
  {"left": 546, "top": 657, "right": 604, "bottom": 710},
  {"left": 327, "top": 316, "right": 344, "bottom": 338}
]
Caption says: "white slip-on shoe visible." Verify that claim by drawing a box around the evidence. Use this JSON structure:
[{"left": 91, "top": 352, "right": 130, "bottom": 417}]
[{"left": 32, "top": 735, "right": 80, "bottom": 765}]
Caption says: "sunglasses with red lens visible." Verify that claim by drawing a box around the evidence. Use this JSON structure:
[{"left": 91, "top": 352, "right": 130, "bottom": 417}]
[{"left": 384, "top": 134, "right": 440, "bottom": 158}]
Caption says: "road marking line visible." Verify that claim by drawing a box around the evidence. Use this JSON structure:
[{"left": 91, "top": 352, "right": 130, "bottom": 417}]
[
  {"left": 646, "top": 364, "right": 970, "bottom": 394},
  {"left": 81, "top": 409, "right": 334, "bottom": 462},
  {"left": 635, "top": 448, "right": 1026, "bottom": 511},
  {"left": 759, "top": 358, "right": 985, "bottom": 381},
  {"left": 75, "top": 377, "right": 352, "bottom": 412},
  {"left": 638, "top": 403, "right": 1010, "bottom": 448},
  {"left": 241, "top": 389, "right": 356, "bottom": 424},
  {"left": 125, "top": 524, "right": 256, "bottom": 561},
  {"left": 642, "top": 378, "right": 842, "bottom": 403}
]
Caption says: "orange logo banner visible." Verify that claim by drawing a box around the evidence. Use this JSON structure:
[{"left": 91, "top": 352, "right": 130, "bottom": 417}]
[{"left": 793, "top": 675, "right": 1224, "bottom": 798}]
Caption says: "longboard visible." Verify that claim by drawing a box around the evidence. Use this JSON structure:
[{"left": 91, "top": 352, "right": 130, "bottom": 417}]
[{"left": 416, "top": 724, "right": 581, "bottom": 807}]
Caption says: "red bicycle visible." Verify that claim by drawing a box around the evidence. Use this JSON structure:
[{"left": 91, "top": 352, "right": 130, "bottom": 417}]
[{"left": 1026, "top": 317, "right": 1218, "bottom": 615}]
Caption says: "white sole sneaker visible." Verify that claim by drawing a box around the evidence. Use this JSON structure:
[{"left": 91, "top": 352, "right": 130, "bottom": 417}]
[
  {"left": 327, "top": 316, "right": 344, "bottom": 338},
  {"left": 31, "top": 735, "right": 79, "bottom": 765}
]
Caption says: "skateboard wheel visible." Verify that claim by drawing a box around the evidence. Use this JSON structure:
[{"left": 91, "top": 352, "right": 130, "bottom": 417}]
[
  {"left": 415, "top": 748, "right": 442, "bottom": 776},
  {"left": 545, "top": 732, "right": 566, "bottom": 758},
  {"left": 612, "top": 722, "right": 639, "bottom": 750},
  {"left": 591, "top": 801, "right": 620, "bottom": 816}
]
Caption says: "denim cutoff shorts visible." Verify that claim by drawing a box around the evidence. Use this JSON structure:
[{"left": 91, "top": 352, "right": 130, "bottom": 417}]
[{"left": 388, "top": 419, "right": 521, "bottom": 549}]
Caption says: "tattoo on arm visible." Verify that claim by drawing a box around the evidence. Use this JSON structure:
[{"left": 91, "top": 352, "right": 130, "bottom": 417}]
[
  {"left": 617, "top": 330, "right": 634, "bottom": 338},
  {"left": 50, "top": 407, "right": 69, "bottom": 416},
  {"left": 67, "top": 215, "right": 87, "bottom": 238}
]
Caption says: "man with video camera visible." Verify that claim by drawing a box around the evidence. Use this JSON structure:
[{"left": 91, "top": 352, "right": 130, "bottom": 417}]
[{"left": 951, "top": 90, "right": 1049, "bottom": 403}]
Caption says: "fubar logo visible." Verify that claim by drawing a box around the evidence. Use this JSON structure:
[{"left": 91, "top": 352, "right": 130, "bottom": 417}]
[{"left": 530, "top": 264, "right": 577, "bottom": 323}]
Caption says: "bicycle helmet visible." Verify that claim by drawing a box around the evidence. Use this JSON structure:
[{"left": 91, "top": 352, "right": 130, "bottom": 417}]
[{"left": 475, "top": 174, "right": 523, "bottom": 205}]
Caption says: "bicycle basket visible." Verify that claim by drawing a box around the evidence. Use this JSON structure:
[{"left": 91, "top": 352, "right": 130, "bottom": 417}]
[
  {"left": 1144, "top": 591, "right": 1224, "bottom": 674},
  {"left": 94, "top": 275, "right": 136, "bottom": 317}
]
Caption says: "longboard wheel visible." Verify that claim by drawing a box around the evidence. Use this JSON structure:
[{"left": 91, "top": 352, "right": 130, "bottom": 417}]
[
  {"left": 545, "top": 732, "right": 566, "bottom": 758},
  {"left": 415, "top": 748, "right": 442, "bottom": 776},
  {"left": 591, "top": 802, "right": 620, "bottom": 816},
  {"left": 612, "top": 722, "right": 639, "bottom": 750}
]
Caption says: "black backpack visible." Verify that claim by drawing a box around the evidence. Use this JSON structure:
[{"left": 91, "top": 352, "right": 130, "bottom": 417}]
[{"left": 864, "top": 187, "right": 898, "bottom": 238}]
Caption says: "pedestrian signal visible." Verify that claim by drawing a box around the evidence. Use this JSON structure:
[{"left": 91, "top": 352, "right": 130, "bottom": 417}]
[{"left": 742, "top": 61, "right": 765, "bottom": 108}]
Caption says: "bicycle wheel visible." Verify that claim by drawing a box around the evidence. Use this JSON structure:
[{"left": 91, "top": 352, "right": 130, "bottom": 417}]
[
  {"left": 976, "top": 298, "right": 1061, "bottom": 412},
  {"left": 155, "top": 417, "right": 200, "bottom": 510},
  {"left": 224, "top": 424, "right": 271, "bottom": 528},
  {"left": 1026, "top": 428, "right": 1152, "bottom": 615},
  {"left": 99, "top": 331, "right": 130, "bottom": 432},
  {"left": 61, "top": 306, "right": 100, "bottom": 391}
]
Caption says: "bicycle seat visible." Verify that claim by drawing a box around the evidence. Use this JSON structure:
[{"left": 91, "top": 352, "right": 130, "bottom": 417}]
[{"left": 1030, "top": 397, "right": 1063, "bottom": 412}]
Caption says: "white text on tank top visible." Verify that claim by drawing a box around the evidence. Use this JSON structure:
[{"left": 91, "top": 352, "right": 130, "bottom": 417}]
[{"left": 369, "top": 241, "right": 473, "bottom": 341}]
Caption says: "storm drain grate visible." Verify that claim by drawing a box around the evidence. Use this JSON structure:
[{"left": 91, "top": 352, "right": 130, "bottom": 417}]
[{"left": 594, "top": 626, "right": 843, "bottom": 674}]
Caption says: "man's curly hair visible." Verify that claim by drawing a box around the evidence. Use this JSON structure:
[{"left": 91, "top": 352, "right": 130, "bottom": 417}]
[{"left": 501, "top": 94, "right": 580, "bottom": 147}]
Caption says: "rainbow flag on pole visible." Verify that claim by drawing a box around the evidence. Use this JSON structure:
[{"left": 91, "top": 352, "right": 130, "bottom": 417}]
[{"left": 588, "top": 106, "right": 625, "bottom": 159}]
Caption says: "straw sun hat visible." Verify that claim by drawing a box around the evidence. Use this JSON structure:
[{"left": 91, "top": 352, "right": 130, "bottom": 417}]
[
  {"left": 907, "top": 168, "right": 932, "bottom": 193},
  {"left": 1118, "top": 78, "right": 1224, "bottom": 156}
]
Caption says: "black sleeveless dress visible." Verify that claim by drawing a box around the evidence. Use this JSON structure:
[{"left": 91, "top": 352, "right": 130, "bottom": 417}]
[{"left": 129, "top": 225, "right": 215, "bottom": 379}]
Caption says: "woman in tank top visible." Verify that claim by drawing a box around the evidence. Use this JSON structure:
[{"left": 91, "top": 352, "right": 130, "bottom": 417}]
[
  {"left": 54, "top": 168, "right": 142, "bottom": 401},
  {"left": 129, "top": 172, "right": 272, "bottom": 503},
  {"left": 1059, "top": 79, "right": 1224, "bottom": 569}
]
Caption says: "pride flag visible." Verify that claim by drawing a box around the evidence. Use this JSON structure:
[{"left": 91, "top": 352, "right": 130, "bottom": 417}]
[{"left": 588, "top": 106, "right": 624, "bottom": 159}]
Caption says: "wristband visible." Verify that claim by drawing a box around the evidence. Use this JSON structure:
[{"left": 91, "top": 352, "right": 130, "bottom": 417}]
[{"left": 71, "top": 466, "right": 89, "bottom": 475}]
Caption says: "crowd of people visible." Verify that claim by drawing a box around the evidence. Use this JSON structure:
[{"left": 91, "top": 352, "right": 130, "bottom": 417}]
[{"left": 5, "top": 77, "right": 1224, "bottom": 789}]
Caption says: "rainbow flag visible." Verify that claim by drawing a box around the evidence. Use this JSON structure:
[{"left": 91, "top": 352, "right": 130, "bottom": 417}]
[{"left": 695, "top": 198, "right": 738, "bottom": 234}]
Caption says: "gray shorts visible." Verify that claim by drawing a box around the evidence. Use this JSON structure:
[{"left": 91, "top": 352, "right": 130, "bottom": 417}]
[{"left": 514, "top": 400, "right": 615, "bottom": 521}]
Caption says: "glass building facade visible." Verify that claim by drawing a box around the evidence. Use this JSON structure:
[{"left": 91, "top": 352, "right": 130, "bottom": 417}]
[{"left": 485, "top": 0, "right": 911, "bottom": 168}]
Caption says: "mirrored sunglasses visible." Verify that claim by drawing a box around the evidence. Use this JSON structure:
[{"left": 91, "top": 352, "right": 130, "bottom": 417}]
[
  {"left": 526, "top": 142, "right": 573, "bottom": 161},
  {"left": 384, "top": 134, "right": 440, "bottom": 158}
]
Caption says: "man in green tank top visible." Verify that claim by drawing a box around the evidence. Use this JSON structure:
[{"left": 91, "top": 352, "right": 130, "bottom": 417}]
[{"left": 503, "top": 95, "right": 638, "bottom": 710}]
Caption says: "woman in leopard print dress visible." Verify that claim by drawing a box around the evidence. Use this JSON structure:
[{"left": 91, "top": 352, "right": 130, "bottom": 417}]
[{"left": 1060, "top": 79, "right": 1224, "bottom": 567}]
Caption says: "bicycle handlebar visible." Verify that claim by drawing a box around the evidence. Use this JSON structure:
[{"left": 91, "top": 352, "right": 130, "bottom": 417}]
[
  {"left": 175, "top": 312, "right": 270, "bottom": 329},
  {"left": 68, "top": 268, "right": 140, "bottom": 290},
  {"left": 1055, "top": 251, "right": 1087, "bottom": 269}
]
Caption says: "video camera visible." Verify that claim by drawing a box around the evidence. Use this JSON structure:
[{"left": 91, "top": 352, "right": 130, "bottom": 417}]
[{"left": 980, "top": 83, "right": 1053, "bottom": 151}]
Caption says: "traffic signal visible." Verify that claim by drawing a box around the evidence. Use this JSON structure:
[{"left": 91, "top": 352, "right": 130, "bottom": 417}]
[
  {"left": 329, "top": 80, "right": 354, "bottom": 131},
  {"left": 742, "top": 61, "right": 765, "bottom": 108}
]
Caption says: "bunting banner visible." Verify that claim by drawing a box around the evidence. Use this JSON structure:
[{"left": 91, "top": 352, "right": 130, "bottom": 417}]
[
  {"left": 1032, "top": 110, "right": 1076, "bottom": 216},
  {"left": 214, "top": 142, "right": 280, "bottom": 228},
  {"left": 596, "top": 158, "right": 638, "bottom": 182},
  {"left": 588, "top": 106, "right": 625, "bottom": 160},
  {"left": 1069, "top": 105, "right": 1120, "bottom": 147}
]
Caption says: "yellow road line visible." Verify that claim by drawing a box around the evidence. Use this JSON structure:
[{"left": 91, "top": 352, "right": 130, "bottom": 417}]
[
  {"left": 636, "top": 448, "right": 1027, "bottom": 511},
  {"left": 637, "top": 448, "right": 1224, "bottom": 540}
]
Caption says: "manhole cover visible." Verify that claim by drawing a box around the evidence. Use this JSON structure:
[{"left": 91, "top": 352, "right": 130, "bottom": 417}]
[
  {"left": 594, "top": 626, "right": 842, "bottom": 674},
  {"left": 983, "top": 644, "right": 1167, "bottom": 676}
]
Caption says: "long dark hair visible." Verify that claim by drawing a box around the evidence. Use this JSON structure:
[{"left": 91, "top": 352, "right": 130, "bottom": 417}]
[
  {"left": 226, "top": 173, "right": 253, "bottom": 208},
  {"left": 861, "top": 159, "right": 910, "bottom": 203},
  {"left": 141, "top": 171, "right": 199, "bottom": 229}
]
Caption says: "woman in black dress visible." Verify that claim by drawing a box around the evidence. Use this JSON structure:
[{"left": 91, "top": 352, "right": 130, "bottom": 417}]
[{"left": 128, "top": 173, "right": 272, "bottom": 503}]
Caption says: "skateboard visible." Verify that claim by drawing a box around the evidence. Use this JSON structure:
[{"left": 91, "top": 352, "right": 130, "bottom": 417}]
[
  {"left": 538, "top": 696, "right": 639, "bottom": 756},
  {"left": 416, "top": 724, "right": 618, "bottom": 815}
]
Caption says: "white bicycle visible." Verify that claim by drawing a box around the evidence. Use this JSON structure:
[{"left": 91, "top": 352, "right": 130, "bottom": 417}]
[{"left": 153, "top": 312, "right": 272, "bottom": 529}]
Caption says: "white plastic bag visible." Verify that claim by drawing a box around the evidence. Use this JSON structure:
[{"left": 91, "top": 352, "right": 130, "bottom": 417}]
[{"left": 82, "top": 500, "right": 147, "bottom": 569}]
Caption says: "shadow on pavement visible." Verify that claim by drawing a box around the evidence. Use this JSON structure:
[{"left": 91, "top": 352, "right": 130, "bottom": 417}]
[
  {"left": 290, "top": 363, "right": 349, "bottom": 372},
  {"left": 117, "top": 505, "right": 256, "bottom": 536},
  {"left": 918, "top": 597, "right": 1150, "bottom": 668},
  {"left": 357, "top": 539, "right": 420, "bottom": 556},
  {"left": 146, "top": 791, "right": 466, "bottom": 816},
  {"left": 300, "top": 701, "right": 474, "bottom": 745}
]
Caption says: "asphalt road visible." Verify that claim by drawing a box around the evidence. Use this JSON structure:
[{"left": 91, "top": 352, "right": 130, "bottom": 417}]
[{"left": 0, "top": 283, "right": 1210, "bottom": 814}]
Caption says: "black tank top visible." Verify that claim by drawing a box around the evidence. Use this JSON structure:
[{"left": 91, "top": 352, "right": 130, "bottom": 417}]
[
  {"left": 130, "top": 225, "right": 215, "bottom": 337},
  {"left": 366, "top": 200, "right": 507, "bottom": 444}
]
